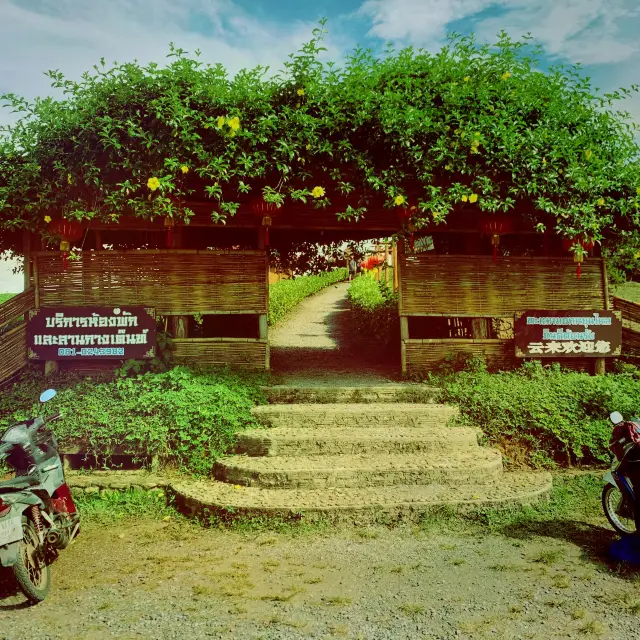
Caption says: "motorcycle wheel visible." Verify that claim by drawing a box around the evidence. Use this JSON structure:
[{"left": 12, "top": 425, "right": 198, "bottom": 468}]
[
  {"left": 602, "top": 484, "right": 637, "bottom": 535},
  {"left": 12, "top": 516, "right": 51, "bottom": 604}
]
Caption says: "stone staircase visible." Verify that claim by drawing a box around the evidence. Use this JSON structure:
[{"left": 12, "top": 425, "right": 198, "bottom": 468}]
[{"left": 172, "top": 385, "right": 552, "bottom": 524}]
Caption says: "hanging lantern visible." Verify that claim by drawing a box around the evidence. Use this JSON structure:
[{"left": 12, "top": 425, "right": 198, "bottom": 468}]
[
  {"left": 480, "top": 215, "right": 513, "bottom": 263},
  {"left": 398, "top": 205, "right": 418, "bottom": 253},
  {"left": 49, "top": 218, "right": 84, "bottom": 270},
  {"left": 562, "top": 235, "right": 594, "bottom": 278},
  {"left": 251, "top": 198, "right": 281, "bottom": 247},
  {"left": 164, "top": 215, "right": 175, "bottom": 248}
]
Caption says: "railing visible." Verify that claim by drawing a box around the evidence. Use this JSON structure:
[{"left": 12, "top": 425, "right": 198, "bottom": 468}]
[{"left": 0, "top": 288, "right": 35, "bottom": 384}]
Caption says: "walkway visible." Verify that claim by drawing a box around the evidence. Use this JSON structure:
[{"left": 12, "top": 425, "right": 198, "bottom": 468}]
[{"left": 269, "top": 281, "right": 399, "bottom": 385}]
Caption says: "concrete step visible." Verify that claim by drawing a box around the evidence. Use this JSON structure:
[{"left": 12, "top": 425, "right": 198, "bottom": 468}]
[
  {"left": 234, "top": 425, "right": 481, "bottom": 457},
  {"left": 263, "top": 385, "right": 440, "bottom": 405},
  {"left": 251, "top": 403, "right": 459, "bottom": 429},
  {"left": 173, "top": 472, "right": 553, "bottom": 525},
  {"left": 215, "top": 449, "right": 503, "bottom": 489}
]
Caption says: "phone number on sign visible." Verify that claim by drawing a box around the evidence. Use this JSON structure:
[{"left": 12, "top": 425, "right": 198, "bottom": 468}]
[{"left": 57, "top": 348, "right": 125, "bottom": 357}]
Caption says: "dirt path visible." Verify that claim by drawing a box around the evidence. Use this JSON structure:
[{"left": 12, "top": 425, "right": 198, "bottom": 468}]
[
  {"left": 1, "top": 517, "right": 639, "bottom": 639},
  {"left": 269, "top": 282, "right": 399, "bottom": 385}
]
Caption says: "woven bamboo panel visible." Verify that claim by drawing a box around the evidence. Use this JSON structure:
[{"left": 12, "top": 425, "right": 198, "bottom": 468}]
[
  {"left": 400, "top": 256, "right": 605, "bottom": 316},
  {"left": 172, "top": 338, "right": 268, "bottom": 370},
  {"left": 34, "top": 251, "right": 267, "bottom": 314},
  {"left": 623, "top": 327, "right": 640, "bottom": 358},
  {"left": 613, "top": 297, "right": 640, "bottom": 325},
  {"left": 405, "top": 339, "right": 592, "bottom": 374},
  {"left": 0, "top": 289, "right": 34, "bottom": 329},
  {"left": 0, "top": 323, "right": 27, "bottom": 382}
]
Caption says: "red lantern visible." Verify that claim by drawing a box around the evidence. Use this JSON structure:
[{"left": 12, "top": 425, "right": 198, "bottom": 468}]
[
  {"left": 562, "top": 235, "right": 594, "bottom": 278},
  {"left": 251, "top": 198, "right": 281, "bottom": 247},
  {"left": 480, "top": 216, "right": 513, "bottom": 263},
  {"left": 49, "top": 218, "right": 84, "bottom": 270}
]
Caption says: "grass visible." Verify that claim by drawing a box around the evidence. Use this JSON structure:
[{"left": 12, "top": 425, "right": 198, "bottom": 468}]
[
  {"left": 0, "top": 293, "right": 15, "bottom": 304},
  {"left": 613, "top": 281, "right": 640, "bottom": 303}
]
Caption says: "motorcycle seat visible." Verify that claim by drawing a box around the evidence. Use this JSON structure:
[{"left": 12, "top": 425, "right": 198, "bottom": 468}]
[{"left": 0, "top": 475, "right": 39, "bottom": 491}]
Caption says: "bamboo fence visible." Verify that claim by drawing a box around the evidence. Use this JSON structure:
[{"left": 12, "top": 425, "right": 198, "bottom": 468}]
[
  {"left": 613, "top": 296, "right": 640, "bottom": 359},
  {"left": 0, "top": 289, "right": 34, "bottom": 383},
  {"left": 400, "top": 254, "right": 607, "bottom": 374}
]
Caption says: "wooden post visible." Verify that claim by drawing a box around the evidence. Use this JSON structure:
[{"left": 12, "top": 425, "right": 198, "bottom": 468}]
[
  {"left": 392, "top": 243, "right": 399, "bottom": 293},
  {"left": 384, "top": 243, "right": 389, "bottom": 285},
  {"left": 258, "top": 226, "right": 269, "bottom": 371},
  {"left": 471, "top": 318, "right": 489, "bottom": 339},
  {"left": 595, "top": 257, "right": 610, "bottom": 376},
  {"left": 23, "top": 231, "right": 31, "bottom": 291},
  {"left": 33, "top": 257, "right": 39, "bottom": 308}
]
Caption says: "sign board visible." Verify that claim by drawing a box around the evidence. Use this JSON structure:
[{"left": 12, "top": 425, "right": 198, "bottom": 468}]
[
  {"left": 413, "top": 235, "right": 434, "bottom": 253},
  {"left": 514, "top": 310, "right": 622, "bottom": 358},
  {"left": 28, "top": 307, "right": 157, "bottom": 361}
]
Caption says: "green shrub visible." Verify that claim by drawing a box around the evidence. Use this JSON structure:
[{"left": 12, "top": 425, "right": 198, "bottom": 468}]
[
  {"left": 433, "top": 360, "right": 640, "bottom": 468},
  {"left": 268, "top": 268, "right": 347, "bottom": 326},
  {"left": 347, "top": 275, "right": 399, "bottom": 350},
  {"left": 0, "top": 293, "right": 15, "bottom": 304},
  {"left": 0, "top": 366, "right": 265, "bottom": 476}
]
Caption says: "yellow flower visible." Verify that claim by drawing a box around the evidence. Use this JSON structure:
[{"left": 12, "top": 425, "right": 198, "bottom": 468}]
[
  {"left": 227, "top": 116, "right": 240, "bottom": 131},
  {"left": 585, "top": 149, "right": 592, "bottom": 160},
  {"left": 297, "top": 88, "right": 305, "bottom": 96},
  {"left": 637, "top": 187, "right": 640, "bottom": 195},
  {"left": 635, "top": 251, "right": 640, "bottom": 259},
  {"left": 67, "top": 173, "right": 73, "bottom": 185},
  {"left": 445, "top": 164, "right": 452, "bottom": 170},
  {"left": 311, "top": 186, "right": 325, "bottom": 199},
  {"left": 394, "top": 195, "right": 406, "bottom": 206},
  {"left": 469, "top": 193, "right": 478, "bottom": 203},
  {"left": 501, "top": 71, "right": 512, "bottom": 80},
  {"left": 461, "top": 195, "right": 468, "bottom": 203},
  {"left": 147, "top": 177, "right": 160, "bottom": 191},
  {"left": 305, "top": 144, "right": 310, "bottom": 150},
  {"left": 44, "top": 215, "right": 52, "bottom": 224},
  {"left": 597, "top": 198, "right": 605, "bottom": 206},
  {"left": 464, "top": 76, "right": 470, "bottom": 83},
  {"left": 217, "top": 116, "right": 226, "bottom": 129},
  {"left": 558, "top": 169, "right": 563, "bottom": 174},
  {"left": 181, "top": 165, "right": 189, "bottom": 174}
]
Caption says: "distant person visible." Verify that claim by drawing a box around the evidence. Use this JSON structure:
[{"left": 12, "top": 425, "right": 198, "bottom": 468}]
[{"left": 348, "top": 258, "right": 357, "bottom": 281}]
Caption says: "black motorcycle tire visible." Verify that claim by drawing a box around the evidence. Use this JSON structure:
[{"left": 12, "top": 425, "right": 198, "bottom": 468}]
[
  {"left": 12, "top": 516, "right": 51, "bottom": 604},
  {"left": 602, "top": 484, "right": 637, "bottom": 535}
]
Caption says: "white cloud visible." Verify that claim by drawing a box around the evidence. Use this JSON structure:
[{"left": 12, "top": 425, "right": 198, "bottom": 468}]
[
  {"left": 476, "top": 0, "right": 639, "bottom": 65},
  {"left": 358, "top": 0, "right": 639, "bottom": 65},
  {"left": 0, "top": 0, "right": 343, "bottom": 126},
  {"left": 359, "top": 0, "right": 493, "bottom": 43}
]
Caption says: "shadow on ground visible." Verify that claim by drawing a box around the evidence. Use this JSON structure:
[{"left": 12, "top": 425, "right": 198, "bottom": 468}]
[{"left": 498, "top": 519, "right": 640, "bottom": 579}]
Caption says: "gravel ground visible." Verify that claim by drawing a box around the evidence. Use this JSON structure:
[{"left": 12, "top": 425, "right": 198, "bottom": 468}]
[
  {"left": 269, "top": 282, "right": 399, "bottom": 385},
  {"left": 1, "top": 515, "right": 640, "bottom": 639}
]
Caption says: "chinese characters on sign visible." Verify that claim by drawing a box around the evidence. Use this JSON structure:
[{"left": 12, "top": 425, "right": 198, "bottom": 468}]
[
  {"left": 514, "top": 310, "right": 622, "bottom": 358},
  {"left": 27, "top": 307, "right": 157, "bottom": 360}
]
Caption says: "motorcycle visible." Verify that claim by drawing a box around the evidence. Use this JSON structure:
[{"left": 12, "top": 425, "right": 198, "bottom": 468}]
[
  {"left": 0, "top": 389, "right": 80, "bottom": 603},
  {"left": 602, "top": 410, "right": 640, "bottom": 536}
]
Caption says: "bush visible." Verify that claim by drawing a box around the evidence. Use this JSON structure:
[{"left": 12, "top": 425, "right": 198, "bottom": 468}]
[
  {"left": 0, "top": 366, "right": 265, "bottom": 476},
  {"left": 433, "top": 360, "right": 640, "bottom": 468},
  {"left": 268, "top": 268, "right": 347, "bottom": 326},
  {"left": 347, "top": 275, "right": 399, "bottom": 350}
]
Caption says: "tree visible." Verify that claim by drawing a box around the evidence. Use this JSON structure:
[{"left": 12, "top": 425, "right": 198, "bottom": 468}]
[{"left": 1, "top": 21, "right": 639, "bottom": 261}]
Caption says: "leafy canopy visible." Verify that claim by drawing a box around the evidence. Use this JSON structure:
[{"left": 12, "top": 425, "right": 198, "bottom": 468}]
[{"left": 1, "top": 20, "right": 640, "bottom": 254}]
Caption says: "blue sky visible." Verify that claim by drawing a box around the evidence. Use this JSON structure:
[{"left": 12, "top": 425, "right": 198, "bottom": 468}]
[{"left": 1, "top": 0, "right": 640, "bottom": 290}]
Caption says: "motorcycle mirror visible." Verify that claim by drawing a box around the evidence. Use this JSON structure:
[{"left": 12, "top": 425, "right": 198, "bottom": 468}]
[
  {"left": 610, "top": 411, "right": 624, "bottom": 425},
  {"left": 39, "top": 389, "right": 57, "bottom": 403}
]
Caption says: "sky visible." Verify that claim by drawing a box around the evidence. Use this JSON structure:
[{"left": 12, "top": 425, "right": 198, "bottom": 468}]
[{"left": 1, "top": 0, "right": 640, "bottom": 291}]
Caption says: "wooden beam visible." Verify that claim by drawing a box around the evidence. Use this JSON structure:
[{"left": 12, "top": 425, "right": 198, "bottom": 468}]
[{"left": 595, "top": 257, "right": 610, "bottom": 376}]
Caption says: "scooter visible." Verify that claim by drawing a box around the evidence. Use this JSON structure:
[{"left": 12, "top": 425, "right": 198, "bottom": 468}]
[
  {"left": 0, "top": 389, "right": 80, "bottom": 603},
  {"left": 602, "top": 410, "right": 640, "bottom": 536}
]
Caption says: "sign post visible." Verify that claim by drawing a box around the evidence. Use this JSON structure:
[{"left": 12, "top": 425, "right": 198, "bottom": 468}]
[
  {"left": 27, "top": 306, "right": 157, "bottom": 362},
  {"left": 514, "top": 310, "right": 622, "bottom": 362}
]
